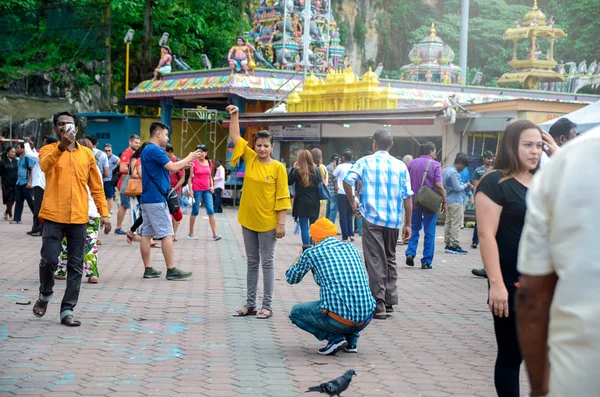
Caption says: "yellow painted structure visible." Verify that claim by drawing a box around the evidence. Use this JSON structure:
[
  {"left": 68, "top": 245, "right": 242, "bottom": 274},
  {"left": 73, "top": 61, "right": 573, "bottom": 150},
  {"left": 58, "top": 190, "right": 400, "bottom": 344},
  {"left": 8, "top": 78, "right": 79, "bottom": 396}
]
[{"left": 287, "top": 67, "right": 400, "bottom": 112}]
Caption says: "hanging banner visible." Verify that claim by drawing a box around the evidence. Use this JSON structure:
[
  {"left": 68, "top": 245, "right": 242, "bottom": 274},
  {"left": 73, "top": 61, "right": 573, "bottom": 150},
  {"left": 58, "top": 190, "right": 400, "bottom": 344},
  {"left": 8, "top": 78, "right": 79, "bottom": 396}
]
[{"left": 269, "top": 124, "right": 321, "bottom": 142}]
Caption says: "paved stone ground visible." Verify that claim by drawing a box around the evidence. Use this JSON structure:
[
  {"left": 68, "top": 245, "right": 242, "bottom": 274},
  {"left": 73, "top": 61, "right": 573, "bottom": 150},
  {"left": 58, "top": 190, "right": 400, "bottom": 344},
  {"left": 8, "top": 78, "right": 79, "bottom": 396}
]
[{"left": 0, "top": 205, "right": 529, "bottom": 396}]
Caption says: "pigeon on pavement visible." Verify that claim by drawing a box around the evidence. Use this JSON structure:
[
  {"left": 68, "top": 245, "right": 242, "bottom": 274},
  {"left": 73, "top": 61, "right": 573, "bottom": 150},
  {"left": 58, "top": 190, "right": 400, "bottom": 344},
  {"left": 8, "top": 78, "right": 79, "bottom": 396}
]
[{"left": 306, "top": 369, "right": 357, "bottom": 396}]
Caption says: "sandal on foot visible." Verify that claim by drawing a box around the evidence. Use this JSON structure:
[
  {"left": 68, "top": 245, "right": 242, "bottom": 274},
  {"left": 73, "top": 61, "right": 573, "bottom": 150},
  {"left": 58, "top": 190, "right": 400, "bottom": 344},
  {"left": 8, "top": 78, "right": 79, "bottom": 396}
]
[
  {"left": 126, "top": 232, "right": 135, "bottom": 245},
  {"left": 232, "top": 306, "right": 257, "bottom": 317},
  {"left": 33, "top": 299, "right": 48, "bottom": 318},
  {"left": 256, "top": 308, "right": 273, "bottom": 319},
  {"left": 88, "top": 276, "right": 99, "bottom": 284},
  {"left": 61, "top": 315, "right": 81, "bottom": 327}
]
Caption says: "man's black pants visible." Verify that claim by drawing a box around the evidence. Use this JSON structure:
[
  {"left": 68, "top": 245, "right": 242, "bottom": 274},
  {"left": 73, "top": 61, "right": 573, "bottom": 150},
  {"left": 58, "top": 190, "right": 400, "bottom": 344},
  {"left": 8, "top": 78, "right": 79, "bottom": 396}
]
[
  {"left": 39, "top": 220, "right": 87, "bottom": 319},
  {"left": 13, "top": 184, "right": 34, "bottom": 223},
  {"left": 31, "top": 187, "right": 44, "bottom": 233}
]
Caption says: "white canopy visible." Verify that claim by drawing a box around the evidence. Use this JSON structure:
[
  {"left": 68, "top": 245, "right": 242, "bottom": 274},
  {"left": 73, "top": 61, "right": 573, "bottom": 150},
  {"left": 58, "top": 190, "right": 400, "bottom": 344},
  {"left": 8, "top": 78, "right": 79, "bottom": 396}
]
[{"left": 539, "top": 101, "right": 600, "bottom": 134}]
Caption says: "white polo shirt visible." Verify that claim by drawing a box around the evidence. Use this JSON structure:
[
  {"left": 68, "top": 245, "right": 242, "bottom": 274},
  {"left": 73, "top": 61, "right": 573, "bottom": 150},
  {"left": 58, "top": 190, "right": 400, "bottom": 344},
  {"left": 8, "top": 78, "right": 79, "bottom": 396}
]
[{"left": 518, "top": 127, "right": 600, "bottom": 396}]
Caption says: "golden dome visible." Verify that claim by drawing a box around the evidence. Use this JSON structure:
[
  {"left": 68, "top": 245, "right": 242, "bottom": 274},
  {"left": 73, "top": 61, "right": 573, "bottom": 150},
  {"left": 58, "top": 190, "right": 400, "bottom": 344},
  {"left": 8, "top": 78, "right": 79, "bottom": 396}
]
[
  {"left": 523, "top": 0, "right": 547, "bottom": 27},
  {"left": 362, "top": 67, "right": 378, "bottom": 83},
  {"left": 304, "top": 73, "right": 320, "bottom": 87}
]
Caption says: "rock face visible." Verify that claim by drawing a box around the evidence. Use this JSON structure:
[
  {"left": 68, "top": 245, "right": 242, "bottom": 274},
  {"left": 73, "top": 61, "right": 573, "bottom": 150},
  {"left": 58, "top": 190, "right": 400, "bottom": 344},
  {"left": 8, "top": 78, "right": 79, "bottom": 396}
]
[
  {"left": 335, "top": 0, "right": 381, "bottom": 73},
  {"left": 0, "top": 61, "right": 108, "bottom": 144}
]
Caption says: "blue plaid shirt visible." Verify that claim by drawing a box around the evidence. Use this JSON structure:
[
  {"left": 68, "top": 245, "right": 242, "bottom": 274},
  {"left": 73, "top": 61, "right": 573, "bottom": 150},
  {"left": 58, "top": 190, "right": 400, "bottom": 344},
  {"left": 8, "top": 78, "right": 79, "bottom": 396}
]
[
  {"left": 286, "top": 237, "right": 375, "bottom": 323},
  {"left": 344, "top": 151, "right": 413, "bottom": 229}
]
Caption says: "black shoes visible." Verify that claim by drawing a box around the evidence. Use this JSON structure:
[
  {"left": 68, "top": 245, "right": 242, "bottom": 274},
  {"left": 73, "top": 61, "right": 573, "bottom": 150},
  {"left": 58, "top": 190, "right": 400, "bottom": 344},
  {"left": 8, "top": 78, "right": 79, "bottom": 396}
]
[
  {"left": 471, "top": 268, "right": 487, "bottom": 278},
  {"left": 421, "top": 263, "right": 432, "bottom": 270},
  {"left": 406, "top": 255, "right": 415, "bottom": 267}
]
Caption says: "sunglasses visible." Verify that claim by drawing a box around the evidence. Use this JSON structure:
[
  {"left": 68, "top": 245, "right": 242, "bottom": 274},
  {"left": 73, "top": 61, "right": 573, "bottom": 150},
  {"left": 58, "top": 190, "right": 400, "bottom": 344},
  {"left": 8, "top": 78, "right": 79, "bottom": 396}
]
[{"left": 196, "top": 145, "right": 208, "bottom": 152}]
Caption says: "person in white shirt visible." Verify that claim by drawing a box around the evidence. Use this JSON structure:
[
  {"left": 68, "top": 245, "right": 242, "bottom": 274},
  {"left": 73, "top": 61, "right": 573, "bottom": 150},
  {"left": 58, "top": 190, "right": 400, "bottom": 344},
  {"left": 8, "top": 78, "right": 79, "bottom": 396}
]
[
  {"left": 332, "top": 150, "right": 355, "bottom": 242},
  {"left": 517, "top": 126, "right": 600, "bottom": 397},
  {"left": 24, "top": 136, "right": 58, "bottom": 236},
  {"left": 213, "top": 159, "right": 225, "bottom": 213}
]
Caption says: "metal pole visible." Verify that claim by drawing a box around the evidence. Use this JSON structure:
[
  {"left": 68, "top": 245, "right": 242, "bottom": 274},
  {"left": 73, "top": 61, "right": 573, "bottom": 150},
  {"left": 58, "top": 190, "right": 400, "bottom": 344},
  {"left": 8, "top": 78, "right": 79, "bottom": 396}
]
[
  {"left": 303, "top": 0, "right": 311, "bottom": 80},
  {"left": 9, "top": 116, "right": 12, "bottom": 142},
  {"left": 125, "top": 42, "right": 130, "bottom": 114},
  {"left": 459, "top": 0, "right": 469, "bottom": 86}
]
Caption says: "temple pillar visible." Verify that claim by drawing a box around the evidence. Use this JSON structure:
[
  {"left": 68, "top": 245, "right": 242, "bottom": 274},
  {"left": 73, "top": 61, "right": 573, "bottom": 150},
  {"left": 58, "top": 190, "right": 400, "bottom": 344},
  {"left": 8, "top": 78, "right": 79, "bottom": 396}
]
[{"left": 160, "top": 96, "right": 173, "bottom": 133}]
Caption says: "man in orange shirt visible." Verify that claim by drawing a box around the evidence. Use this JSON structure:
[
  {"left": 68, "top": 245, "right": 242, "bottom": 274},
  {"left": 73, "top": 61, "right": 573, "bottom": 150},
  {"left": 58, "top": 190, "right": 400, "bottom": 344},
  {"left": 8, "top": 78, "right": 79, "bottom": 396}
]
[
  {"left": 114, "top": 134, "right": 140, "bottom": 235},
  {"left": 32, "top": 112, "right": 111, "bottom": 326}
]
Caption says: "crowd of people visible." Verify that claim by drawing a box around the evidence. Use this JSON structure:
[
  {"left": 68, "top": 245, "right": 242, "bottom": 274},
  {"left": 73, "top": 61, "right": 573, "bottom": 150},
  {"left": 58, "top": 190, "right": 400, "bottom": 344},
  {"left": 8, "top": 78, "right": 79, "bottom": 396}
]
[{"left": 1, "top": 108, "right": 597, "bottom": 397}]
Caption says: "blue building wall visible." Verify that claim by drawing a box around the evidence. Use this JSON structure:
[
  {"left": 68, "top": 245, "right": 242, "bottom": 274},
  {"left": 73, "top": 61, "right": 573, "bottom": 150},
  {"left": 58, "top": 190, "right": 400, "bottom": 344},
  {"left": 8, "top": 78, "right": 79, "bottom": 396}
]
[{"left": 78, "top": 113, "right": 141, "bottom": 156}]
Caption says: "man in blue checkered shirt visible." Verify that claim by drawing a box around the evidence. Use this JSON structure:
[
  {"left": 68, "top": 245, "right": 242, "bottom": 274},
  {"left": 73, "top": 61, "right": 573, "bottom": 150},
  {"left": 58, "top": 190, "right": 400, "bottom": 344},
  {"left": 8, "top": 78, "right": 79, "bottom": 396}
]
[
  {"left": 343, "top": 129, "right": 413, "bottom": 320},
  {"left": 286, "top": 218, "right": 375, "bottom": 356}
]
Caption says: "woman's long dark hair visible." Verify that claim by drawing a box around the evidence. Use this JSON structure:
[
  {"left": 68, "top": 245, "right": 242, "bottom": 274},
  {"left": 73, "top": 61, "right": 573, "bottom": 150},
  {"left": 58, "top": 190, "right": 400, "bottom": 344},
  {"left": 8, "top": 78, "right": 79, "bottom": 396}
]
[
  {"left": 132, "top": 142, "right": 149, "bottom": 160},
  {"left": 493, "top": 119, "right": 542, "bottom": 182}
]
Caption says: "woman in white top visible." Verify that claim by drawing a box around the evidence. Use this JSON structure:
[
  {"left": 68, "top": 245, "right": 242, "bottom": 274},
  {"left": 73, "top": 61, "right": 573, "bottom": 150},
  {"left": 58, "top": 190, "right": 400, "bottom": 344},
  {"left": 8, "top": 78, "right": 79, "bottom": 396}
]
[
  {"left": 213, "top": 159, "right": 225, "bottom": 213},
  {"left": 55, "top": 138, "right": 103, "bottom": 283}
]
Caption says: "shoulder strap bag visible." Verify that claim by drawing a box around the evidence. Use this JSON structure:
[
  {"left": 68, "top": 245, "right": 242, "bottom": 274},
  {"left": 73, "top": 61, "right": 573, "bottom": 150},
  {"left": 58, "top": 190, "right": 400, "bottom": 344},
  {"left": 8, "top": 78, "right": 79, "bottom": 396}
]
[
  {"left": 414, "top": 160, "right": 443, "bottom": 214},
  {"left": 144, "top": 164, "right": 180, "bottom": 215},
  {"left": 314, "top": 166, "right": 330, "bottom": 200}
]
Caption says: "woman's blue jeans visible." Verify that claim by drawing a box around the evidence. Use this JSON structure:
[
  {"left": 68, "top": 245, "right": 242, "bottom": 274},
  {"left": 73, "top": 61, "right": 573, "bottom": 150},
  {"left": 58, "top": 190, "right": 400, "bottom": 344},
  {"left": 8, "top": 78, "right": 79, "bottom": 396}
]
[
  {"left": 298, "top": 216, "right": 318, "bottom": 246},
  {"left": 289, "top": 301, "right": 371, "bottom": 346},
  {"left": 192, "top": 190, "right": 215, "bottom": 216}
]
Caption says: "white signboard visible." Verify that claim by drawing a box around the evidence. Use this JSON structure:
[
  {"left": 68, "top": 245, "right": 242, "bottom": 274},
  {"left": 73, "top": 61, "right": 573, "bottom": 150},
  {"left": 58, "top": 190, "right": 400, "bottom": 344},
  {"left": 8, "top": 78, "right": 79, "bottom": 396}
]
[{"left": 269, "top": 124, "right": 321, "bottom": 142}]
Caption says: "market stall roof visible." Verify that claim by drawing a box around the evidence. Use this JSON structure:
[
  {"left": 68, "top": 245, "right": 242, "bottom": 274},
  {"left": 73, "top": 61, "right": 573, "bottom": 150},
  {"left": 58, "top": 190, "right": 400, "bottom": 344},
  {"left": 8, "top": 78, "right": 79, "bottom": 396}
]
[{"left": 539, "top": 100, "right": 600, "bottom": 133}]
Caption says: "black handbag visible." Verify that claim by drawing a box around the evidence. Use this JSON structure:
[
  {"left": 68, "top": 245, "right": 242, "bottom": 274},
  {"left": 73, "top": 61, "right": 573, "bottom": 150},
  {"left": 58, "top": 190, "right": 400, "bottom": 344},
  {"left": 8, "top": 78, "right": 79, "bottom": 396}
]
[{"left": 146, "top": 171, "right": 180, "bottom": 215}]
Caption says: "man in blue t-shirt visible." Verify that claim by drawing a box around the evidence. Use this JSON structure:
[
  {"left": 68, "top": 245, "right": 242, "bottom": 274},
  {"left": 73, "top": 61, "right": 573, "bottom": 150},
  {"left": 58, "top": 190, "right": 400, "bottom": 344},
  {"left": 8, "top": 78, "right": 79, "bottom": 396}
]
[
  {"left": 139, "top": 121, "right": 201, "bottom": 280},
  {"left": 102, "top": 143, "right": 120, "bottom": 213},
  {"left": 11, "top": 142, "right": 35, "bottom": 224}
]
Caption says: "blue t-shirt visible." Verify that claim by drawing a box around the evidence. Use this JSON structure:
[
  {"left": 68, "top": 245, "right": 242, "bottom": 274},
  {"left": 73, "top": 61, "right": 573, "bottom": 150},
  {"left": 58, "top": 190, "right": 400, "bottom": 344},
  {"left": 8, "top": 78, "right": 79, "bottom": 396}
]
[
  {"left": 140, "top": 143, "right": 171, "bottom": 204},
  {"left": 17, "top": 156, "right": 34, "bottom": 185}
]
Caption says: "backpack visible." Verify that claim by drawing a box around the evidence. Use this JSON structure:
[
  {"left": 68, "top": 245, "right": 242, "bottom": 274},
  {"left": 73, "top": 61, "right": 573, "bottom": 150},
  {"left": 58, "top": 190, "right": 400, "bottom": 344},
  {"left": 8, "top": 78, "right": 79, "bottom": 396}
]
[
  {"left": 94, "top": 150, "right": 104, "bottom": 170},
  {"left": 110, "top": 156, "right": 120, "bottom": 186}
]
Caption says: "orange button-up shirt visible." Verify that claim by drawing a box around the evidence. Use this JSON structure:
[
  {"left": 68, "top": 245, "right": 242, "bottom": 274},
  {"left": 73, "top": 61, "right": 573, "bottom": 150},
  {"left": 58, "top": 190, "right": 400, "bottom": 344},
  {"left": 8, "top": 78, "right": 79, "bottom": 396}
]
[{"left": 39, "top": 142, "right": 108, "bottom": 224}]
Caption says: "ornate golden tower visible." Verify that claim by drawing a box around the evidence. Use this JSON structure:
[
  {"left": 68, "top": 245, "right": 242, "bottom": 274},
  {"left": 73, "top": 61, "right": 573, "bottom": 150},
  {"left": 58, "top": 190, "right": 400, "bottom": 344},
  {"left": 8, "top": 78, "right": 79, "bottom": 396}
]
[{"left": 497, "top": 0, "right": 567, "bottom": 89}]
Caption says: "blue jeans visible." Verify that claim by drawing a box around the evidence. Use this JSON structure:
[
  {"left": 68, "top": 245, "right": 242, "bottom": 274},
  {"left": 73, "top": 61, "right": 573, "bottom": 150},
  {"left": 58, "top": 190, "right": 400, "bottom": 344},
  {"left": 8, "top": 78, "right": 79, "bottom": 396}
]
[
  {"left": 472, "top": 222, "right": 479, "bottom": 245},
  {"left": 326, "top": 195, "right": 338, "bottom": 223},
  {"left": 289, "top": 301, "right": 371, "bottom": 346},
  {"left": 337, "top": 194, "right": 354, "bottom": 240},
  {"left": 13, "top": 183, "right": 34, "bottom": 222},
  {"left": 405, "top": 208, "right": 438, "bottom": 265},
  {"left": 192, "top": 190, "right": 215, "bottom": 216},
  {"left": 298, "top": 216, "right": 318, "bottom": 246}
]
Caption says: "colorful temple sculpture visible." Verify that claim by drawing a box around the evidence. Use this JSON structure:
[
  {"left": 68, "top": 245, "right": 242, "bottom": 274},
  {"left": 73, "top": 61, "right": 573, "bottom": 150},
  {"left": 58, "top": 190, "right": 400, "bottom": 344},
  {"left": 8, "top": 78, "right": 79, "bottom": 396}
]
[
  {"left": 286, "top": 67, "right": 400, "bottom": 112},
  {"left": 496, "top": 0, "right": 567, "bottom": 89},
  {"left": 541, "top": 60, "right": 600, "bottom": 94},
  {"left": 248, "top": 0, "right": 345, "bottom": 71},
  {"left": 399, "top": 24, "right": 463, "bottom": 85}
]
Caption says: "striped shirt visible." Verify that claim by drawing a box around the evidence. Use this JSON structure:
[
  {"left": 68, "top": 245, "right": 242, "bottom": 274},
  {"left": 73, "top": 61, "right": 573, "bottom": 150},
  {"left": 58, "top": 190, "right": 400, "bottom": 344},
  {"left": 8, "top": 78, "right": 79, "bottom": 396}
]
[
  {"left": 344, "top": 151, "right": 413, "bottom": 229},
  {"left": 286, "top": 237, "right": 375, "bottom": 323}
]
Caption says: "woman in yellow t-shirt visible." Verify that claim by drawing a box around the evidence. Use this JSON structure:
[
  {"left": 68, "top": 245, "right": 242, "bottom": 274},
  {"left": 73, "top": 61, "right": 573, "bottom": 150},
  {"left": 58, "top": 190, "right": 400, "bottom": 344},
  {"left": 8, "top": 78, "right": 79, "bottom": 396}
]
[{"left": 227, "top": 104, "right": 291, "bottom": 319}]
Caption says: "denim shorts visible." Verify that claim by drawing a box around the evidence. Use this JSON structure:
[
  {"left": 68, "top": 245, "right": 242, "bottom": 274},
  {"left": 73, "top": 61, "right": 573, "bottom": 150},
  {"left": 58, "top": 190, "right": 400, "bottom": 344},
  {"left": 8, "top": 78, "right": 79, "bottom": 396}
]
[
  {"left": 192, "top": 190, "right": 214, "bottom": 216},
  {"left": 103, "top": 181, "right": 115, "bottom": 199}
]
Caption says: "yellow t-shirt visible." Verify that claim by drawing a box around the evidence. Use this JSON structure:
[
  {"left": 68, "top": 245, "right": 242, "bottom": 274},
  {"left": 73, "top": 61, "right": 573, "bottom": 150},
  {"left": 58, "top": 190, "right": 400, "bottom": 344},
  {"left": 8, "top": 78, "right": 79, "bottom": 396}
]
[{"left": 231, "top": 138, "right": 291, "bottom": 232}]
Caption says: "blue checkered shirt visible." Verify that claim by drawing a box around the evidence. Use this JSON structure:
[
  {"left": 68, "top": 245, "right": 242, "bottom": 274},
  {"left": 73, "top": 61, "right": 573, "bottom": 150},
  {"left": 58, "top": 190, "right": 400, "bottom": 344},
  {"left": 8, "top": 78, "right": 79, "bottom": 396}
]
[
  {"left": 286, "top": 237, "right": 375, "bottom": 323},
  {"left": 344, "top": 151, "right": 413, "bottom": 229}
]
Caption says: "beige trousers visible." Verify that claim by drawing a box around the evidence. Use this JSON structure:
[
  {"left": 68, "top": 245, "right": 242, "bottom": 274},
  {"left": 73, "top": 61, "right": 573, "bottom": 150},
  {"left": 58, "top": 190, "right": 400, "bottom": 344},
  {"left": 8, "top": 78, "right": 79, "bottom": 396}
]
[{"left": 444, "top": 203, "right": 464, "bottom": 247}]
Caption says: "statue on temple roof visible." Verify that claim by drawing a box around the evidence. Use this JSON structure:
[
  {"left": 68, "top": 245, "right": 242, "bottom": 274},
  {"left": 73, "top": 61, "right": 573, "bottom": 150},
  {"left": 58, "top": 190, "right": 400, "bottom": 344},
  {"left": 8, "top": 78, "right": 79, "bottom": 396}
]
[
  {"left": 153, "top": 46, "right": 172, "bottom": 80},
  {"left": 228, "top": 36, "right": 256, "bottom": 75}
]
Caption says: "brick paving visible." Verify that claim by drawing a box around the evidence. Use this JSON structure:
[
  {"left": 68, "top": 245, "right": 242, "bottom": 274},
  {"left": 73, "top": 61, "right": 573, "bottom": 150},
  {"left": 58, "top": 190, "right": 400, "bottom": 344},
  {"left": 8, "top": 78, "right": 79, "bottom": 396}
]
[{"left": 0, "top": 206, "right": 529, "bottom": 396}]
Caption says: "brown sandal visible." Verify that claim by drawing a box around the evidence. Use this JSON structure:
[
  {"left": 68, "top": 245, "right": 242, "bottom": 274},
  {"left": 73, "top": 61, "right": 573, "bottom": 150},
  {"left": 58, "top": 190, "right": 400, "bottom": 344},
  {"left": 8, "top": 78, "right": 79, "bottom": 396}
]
[
  {"left": 33, "top": 299, "right": 48, "bottom": 318},
  {"left": 256, "top": 308, "right": 273, "bottom": 319},
  {"left": 232, "top": 306, "right": 257, "bottom": 317}
]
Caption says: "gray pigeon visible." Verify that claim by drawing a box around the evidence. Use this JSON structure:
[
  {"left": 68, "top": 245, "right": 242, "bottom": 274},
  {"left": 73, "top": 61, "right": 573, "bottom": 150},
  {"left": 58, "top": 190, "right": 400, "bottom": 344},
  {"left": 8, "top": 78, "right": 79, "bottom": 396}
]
[{"left": 306, "top": 369, "right": 357, "bottom": 396}]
